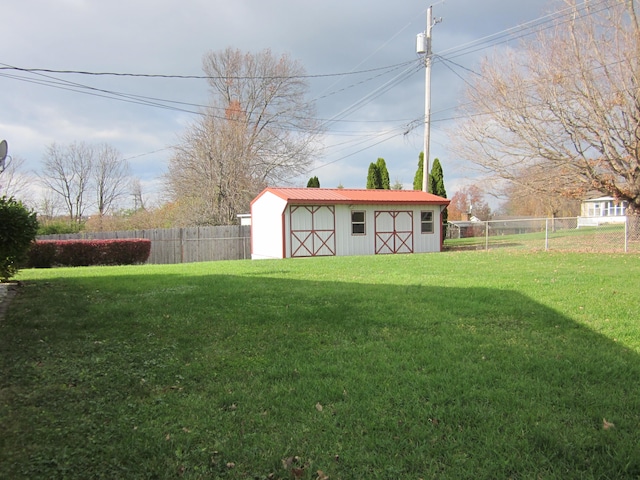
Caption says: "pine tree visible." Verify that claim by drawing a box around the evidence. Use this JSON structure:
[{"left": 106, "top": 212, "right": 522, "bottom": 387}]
[
  {"left": 306, "top": 176, "right": 320, "bottom": 188},
  {"left": 413, "top": 152, "right": 424, "bottom": 191},
  {"left": 366, "top": 163, "right": 382, "bottom": 189},
  {"left": 429, "top": 158, "right": 448, "bottom": 237},
  {"left": 429, "top": 158, "right": 446, "bottom": 197},
  {"left": 376, "top": 158, "right": 390, "bottom": 189}
]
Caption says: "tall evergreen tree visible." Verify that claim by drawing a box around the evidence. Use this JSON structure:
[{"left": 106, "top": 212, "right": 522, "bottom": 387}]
[
  {"left": 366, "top": 163, "right": 382, "bottom": 189},
  {"left": 413, "top": 152, "right": 424, "bottom": 191},
  {"left": 376, "top": 158, "right": 390, "bottom": 189},
  {"left": 429, "top": 158, "right": 445, "bottom": 196},
  {"left": 306, "top": 176, "right": 320, "bottom": 188},
  {"left": 429, "top": 158, "right": 448, "bottom": 237}
]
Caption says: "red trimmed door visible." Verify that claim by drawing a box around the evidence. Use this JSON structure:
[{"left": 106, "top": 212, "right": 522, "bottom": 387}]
[
  {"left": 289, "top": 205, "right": 336, "bottom": 257},
  {"left": 374, "top": 210, "right": 414, "bottom": 254}
]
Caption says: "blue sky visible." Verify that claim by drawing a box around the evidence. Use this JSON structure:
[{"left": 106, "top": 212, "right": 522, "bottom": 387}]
[{"left": 1, "top": 0, "right": 555, "bottom": 208}]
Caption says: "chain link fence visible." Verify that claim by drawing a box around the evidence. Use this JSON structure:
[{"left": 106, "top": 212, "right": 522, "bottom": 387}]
[{"left": 445, "top": 217, "right": 639, "bottom": 253}]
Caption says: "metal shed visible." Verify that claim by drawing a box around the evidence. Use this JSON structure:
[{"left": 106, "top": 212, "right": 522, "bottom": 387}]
[{"left": 250, "top": 187, "right": 450, "bottom": 259}]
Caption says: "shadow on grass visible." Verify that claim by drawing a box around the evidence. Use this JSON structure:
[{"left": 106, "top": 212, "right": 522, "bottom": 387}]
[{"left": 2, "top": 271, "right": 640, "bottom": 479}]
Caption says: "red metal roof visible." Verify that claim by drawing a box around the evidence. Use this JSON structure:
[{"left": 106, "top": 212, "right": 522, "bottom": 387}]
[{"left": 253, "top": 187, "right": 449, "bottom": 205}]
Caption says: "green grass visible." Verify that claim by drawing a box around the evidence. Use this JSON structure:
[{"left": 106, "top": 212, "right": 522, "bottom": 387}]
[
  {"left": 1, "top": 252, "right": 640, "bottom": 479},
  {"left": 445, "top": 223, "right": 636, "bottom": 253}
]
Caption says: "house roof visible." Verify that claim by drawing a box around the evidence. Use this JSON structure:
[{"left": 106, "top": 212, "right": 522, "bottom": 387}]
[
  {"left": 252, "top": 187, "right": 449, "bottom": 206},
  {"left": 583, "top": 196, "right": 615, "bottom": 202}
]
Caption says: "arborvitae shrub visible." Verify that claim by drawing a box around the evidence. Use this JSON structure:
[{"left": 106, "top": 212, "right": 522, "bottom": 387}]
[{"left": 0, "top": 196, "right": 39, "bottom": 281}]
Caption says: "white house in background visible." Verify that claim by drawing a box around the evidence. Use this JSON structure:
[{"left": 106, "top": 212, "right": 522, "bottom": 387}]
[
  {"left": 250, "top": 187, "right": 450, "bottom": 259},
  {"left": 578, "top": 196, "right": 628, "bottom": 227}
]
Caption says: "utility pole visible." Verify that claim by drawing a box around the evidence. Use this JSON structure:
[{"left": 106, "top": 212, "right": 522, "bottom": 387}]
[{"left": 418, "top": 6, "right": 440, "bottom": 193}]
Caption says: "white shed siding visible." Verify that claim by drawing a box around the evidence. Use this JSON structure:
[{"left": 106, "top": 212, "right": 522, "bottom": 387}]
[
  {"left": 333, "top": 204, "right": 442, "bottom": 256},
  {"left": 335, "top": 204, "right": 372, "bottom": 256},
  {"left": 250, "top": 192, "right": 287, "bottom": 259},
  {"left": 251, "top": 188, "right": 448, "bottom": 259},
  {"left": 413, "top": 207, "right": 443, "bottom": 253}
]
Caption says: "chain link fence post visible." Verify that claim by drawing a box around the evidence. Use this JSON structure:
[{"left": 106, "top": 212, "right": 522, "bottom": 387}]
[
  {"left": 625, "top": 216, "right": 628, "bottom": 253},
  {"left": 544, "top": 218, "right": 549, "bottom": 252},
  {"left": 484, "top": 221, "right": 489, "bottom": 251}
]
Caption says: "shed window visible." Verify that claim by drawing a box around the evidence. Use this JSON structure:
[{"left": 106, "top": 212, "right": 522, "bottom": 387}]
[
  {"left": 351, "top": 211, "right": 366, "bottom": 235},
  {"left": 421, "top": 210, "right": 434, "bottom": 234}
]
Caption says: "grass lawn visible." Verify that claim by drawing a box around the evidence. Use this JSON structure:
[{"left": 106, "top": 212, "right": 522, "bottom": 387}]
[
  {"left": 1, "top": 251, "right": 640, "bottom": 479},
  {"left": 444, "top": 223, "right": 637, "bottom": 253}
]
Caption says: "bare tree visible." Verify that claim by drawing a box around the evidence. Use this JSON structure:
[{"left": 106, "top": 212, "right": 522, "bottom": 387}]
[
  {"left": 94, "top": 143, "right": 129, "bottom": 217},
  {"left": 166, "top": 47, "right": 323, "bottom": 225},
  {"left": 0, "top": 155, "right": 32, "bottom": 203},
  {"left": 38, "top": 191, "right": 60, "bottom": 221},
  {"left": 168, "top": 110, "right": 257, "bottom": 225},
  {"left": 451, "top": 0, "right": 640, "bottom": 218},
  {"left": 499, "top": 165, "right": 581, "bottom": 218},
  {"left": 41, "top": 142, "right": 130, "bottom": 223},
  {"left": 41, "top": 142, "right": 93, "bottom": 222},
  {"left": 131, "top": 177, "right": 146, "bottom": 211}
]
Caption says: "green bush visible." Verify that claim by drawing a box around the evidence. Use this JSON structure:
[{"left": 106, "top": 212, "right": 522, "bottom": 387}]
[
  {"left": 0, "top": 196, "right": 39, "bottom": 281},
  {"left": 26, "top": 239, "right": 151, "bottom": 268},
  {"left": 37, "top": 221, "right": 84, "bottom": 236}
]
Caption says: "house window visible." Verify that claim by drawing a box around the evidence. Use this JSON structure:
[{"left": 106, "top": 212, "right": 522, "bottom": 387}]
[
  {"left": 351, "top": 211, "right": 366, "bottom": 235},
  {"left": 421, "top": 210, "right": 434, "bottom": 234}
]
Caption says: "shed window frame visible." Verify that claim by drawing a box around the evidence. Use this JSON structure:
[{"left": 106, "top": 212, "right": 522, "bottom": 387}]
[
  {"left": 420, "top": 210, "right": 434, "bottom": 234},
  {"left": 351, "top": 210, "right": 366, "bottom": 235}
]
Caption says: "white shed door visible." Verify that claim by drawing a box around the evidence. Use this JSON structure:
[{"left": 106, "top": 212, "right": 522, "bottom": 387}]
[
  {"left": 289, "top": 205, "right": 336, "bottom": 257},
  {"left": 375, "top": 210, "right": 414, "bottom": 254}
]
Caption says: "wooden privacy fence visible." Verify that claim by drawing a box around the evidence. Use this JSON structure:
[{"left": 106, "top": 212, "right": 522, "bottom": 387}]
[{"left": 38, "top": 225, "right": 251, "bottom": 264}]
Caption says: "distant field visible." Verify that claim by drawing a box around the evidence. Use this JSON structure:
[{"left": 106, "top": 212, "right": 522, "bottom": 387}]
[{"left": 1, "top": 251, "right": 639, "bottom": 479}]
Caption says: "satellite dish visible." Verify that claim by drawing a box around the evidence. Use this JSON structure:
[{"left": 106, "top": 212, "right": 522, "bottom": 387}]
[{"left": 0, "top": 140, "right": 8, "bottom": 173}]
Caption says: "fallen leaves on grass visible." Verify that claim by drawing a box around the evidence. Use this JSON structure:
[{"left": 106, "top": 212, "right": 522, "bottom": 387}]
[
  {"left": 603, "top": 418, "right": 615, "bottom": 430},
  {"left": 282, "top": 456, "right": 300, "bottom": 469},
  {"left": 282, "top": 456, "right": 310, "bottom": 479},
  {"left": 315, "top": 402, "right": 323, "bottom": 412},
  {"left": 316, "top": 469, "right": 329, "bottom": 480}
]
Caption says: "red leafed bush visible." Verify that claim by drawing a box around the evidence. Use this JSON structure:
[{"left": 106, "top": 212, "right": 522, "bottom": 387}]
[
  {"left": 26, "top": 241, "right": 58, "bottom": 268},
  {"left": 27, "top": 239, "right": 151, "bottom": 268}
]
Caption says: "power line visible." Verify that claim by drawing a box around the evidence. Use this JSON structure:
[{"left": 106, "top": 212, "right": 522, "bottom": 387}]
[
  {"left": 0, "top": 58, "right": 421, "bottom": 127},
  {"left": 316, "top": 60, "right": 423, "bottom": 130},
  {"left": 0, "top": 59, "right": 418, "bottom": 80},
  {"left": 311, "top": 1, "right": 627, "bottom": 172},
  {"left": 439, "top": 0, "right": 616, "bottom": 61}
]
